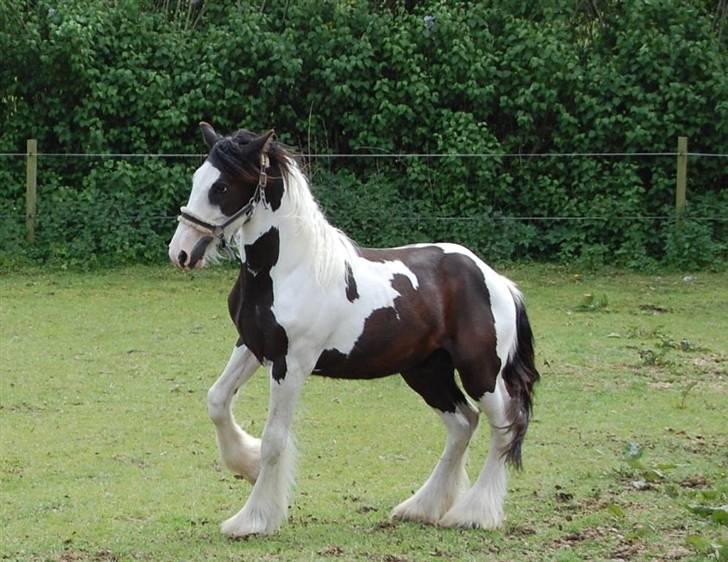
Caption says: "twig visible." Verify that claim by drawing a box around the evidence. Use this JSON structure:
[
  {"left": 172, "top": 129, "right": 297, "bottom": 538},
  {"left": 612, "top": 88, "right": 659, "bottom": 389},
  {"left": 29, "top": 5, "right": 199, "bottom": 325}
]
[{"left": 192, "top": 0, "right": 207, "bottom": 29}]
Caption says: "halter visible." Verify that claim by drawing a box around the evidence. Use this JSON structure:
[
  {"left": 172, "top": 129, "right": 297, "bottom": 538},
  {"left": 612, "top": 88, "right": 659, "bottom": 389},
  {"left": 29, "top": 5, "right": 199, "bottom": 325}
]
[{"left": 177, "top": 153, "right": 271, "bottom": 244}]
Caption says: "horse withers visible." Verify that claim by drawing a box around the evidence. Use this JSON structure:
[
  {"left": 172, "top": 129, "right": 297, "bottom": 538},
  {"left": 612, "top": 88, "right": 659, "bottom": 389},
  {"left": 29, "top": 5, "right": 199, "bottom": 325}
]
[{"left": 168, "top": 123, "right": 540, "bottom": 537}]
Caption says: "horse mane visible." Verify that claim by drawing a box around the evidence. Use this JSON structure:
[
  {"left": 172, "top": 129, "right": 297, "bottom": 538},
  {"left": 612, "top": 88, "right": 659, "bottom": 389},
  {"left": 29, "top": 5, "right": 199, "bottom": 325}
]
[
  {"left": 209, "top": 129, "right": 355, "bottom": 287},
  {"left": 279, "top": 157, "right": 358, "bottom": 288}
]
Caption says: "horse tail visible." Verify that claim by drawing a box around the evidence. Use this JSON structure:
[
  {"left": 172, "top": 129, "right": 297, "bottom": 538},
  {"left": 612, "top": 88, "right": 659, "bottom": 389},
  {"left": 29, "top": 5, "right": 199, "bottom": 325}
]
[{"left": 500, "top": 286, "right": 540, "bottom": 470}]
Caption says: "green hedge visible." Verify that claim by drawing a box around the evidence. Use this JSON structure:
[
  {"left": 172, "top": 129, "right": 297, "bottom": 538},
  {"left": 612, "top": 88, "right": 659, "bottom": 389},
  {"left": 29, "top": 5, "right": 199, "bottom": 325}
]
[{"left": 1, "top": 0, "right": 726, "bottom": 269}]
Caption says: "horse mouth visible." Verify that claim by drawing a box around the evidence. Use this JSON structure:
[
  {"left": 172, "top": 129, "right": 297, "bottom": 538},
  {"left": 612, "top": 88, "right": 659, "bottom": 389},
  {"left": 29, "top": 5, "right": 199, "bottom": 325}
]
[
  {"left": 187, "top": 235, "right": 215, "bottom": 269},
  {"left": 171, "top": 235, "right": 215, "bottom": 270}
]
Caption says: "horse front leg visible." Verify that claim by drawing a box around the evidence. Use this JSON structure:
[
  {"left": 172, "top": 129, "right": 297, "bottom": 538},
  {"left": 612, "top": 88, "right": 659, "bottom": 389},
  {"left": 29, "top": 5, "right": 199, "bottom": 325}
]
[
  {"left": 207, "top": 345, "right": 262, "bottom": 483},
  {"left": 220, "top": 356, "right": 308, "bottom": 537}
]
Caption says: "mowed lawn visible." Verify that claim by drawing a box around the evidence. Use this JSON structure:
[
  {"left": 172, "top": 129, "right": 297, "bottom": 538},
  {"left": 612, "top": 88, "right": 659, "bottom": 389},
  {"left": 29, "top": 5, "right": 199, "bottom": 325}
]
[{"left": 1, "top": 265, "right": 726, "bottom": 562}]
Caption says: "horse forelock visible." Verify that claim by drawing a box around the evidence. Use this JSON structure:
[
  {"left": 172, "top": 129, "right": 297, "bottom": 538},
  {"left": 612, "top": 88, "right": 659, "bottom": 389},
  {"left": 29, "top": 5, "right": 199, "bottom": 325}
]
[
  {"left": 208, "top": 131, "right": 295, "bottom": 183},
  {"left": 207, "top": 137, "right": 255, "bottom": 182}
]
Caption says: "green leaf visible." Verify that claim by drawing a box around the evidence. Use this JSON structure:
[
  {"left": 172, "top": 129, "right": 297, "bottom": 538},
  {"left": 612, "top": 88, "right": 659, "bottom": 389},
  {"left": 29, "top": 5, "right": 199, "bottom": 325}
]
[
  {"left": 606, "top": 503, "right": 625, "bottom": 519},
  {"left": 643, "top": 469, "right": 666, "bottom": 482},
  {"left": 688, "top": 504, "right": 728, "bottom": 525},
  {"left": 685, "top": 534, "right": 713, "bottom": 553}
]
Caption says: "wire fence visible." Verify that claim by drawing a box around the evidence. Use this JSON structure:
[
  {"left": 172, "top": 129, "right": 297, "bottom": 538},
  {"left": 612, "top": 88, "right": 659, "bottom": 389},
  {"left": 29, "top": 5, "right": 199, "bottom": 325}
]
[
  {"left": 2, "top": 149, "right": 727, "bottom": 225},
  {"left": 1, "top": 213, "right": 726, "bottom": 223},
  {"left": 1, "top": 150, "right": 728, "bottom": 159},
  {"left": 0, "top": 212, "right": 724, "bottom": 228}
]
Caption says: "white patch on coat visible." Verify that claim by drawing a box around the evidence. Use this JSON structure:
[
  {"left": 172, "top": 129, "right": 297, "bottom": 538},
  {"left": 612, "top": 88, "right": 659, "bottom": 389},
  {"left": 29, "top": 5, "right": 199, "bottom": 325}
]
[
  {"left": 230, "top": 158, "right": 421, "bottom": 358},
  {"left": 168, "top": 161, "right": 225, "bottom": 268},
  {"left": 270, "top": 249, "right": 420, "bottom": 360},
  {"left": 187, "top": 161, "right": 225, "bottom": 222},
  {"left": 323, "top": 256, "right": 419, "bottom": 353}
]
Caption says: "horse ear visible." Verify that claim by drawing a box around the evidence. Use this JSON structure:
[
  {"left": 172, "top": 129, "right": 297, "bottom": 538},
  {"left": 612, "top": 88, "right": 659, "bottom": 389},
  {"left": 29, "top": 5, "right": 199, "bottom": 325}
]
[
  {"left": 199, "top": 121, "right": 220, "bottom": 149},
  {"left": 244, "top": 129, "right": 275, "bottom": 159}
]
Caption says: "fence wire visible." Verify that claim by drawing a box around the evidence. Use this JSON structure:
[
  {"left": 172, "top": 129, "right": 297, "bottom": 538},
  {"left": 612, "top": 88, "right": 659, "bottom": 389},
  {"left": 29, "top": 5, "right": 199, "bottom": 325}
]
[
  {"left": 2, "top": 213, "right": 727, "bottom": 223},
  {"left": 1, "top": 151, "right": 728, "bottom": 159},
  {"left": 2, "top": 149, "right": 726, "bottom": 225}
]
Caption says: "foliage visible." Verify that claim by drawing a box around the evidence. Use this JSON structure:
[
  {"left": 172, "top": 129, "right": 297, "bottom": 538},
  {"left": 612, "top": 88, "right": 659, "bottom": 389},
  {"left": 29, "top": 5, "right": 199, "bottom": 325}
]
[{"left": 0, "top": 0, "right": 726, "bottom": 268}]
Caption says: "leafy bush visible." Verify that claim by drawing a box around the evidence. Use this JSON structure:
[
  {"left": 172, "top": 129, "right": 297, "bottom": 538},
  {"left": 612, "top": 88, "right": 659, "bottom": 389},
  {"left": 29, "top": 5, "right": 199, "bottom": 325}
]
[
  {"left": 664, "top": 218, "right": 726, "bottom": 271},
  {"left": 0, "top": 0, "right": 725, "bottom": 268}
]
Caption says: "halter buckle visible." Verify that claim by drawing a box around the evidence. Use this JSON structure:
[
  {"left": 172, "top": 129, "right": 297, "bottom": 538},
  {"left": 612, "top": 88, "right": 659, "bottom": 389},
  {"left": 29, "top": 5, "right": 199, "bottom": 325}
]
[{"left": 258, "top": 152, "right": 270, "bottom": 208}]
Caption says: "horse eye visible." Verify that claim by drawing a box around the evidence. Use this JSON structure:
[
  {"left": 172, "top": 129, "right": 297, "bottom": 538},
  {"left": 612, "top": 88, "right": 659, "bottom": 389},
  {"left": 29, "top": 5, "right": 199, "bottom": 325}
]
[{"left": 212, "top": 182, "right": 228, "bottom": 194}]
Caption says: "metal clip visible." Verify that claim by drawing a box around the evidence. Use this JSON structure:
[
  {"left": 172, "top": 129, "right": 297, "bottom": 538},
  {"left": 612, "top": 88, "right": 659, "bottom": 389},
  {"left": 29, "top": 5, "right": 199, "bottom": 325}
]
[{"left": 258, "top": 152, "right": 270, "bottom": 205}]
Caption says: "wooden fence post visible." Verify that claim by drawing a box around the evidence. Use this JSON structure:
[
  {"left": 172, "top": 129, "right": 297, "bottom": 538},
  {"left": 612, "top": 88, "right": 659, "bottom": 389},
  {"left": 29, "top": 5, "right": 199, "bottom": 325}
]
[
  {"left": 25, "top": 139, "right": 38, "bottom": 243},
  {"left": 675, "top": 136, "right": 687, "bottom": 225}
]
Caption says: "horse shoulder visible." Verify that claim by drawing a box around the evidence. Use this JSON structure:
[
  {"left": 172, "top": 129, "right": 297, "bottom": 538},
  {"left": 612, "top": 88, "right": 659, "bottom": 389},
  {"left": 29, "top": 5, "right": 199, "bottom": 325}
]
[{"left": 270, "top": 268, "right": 348, "bottom": 344}]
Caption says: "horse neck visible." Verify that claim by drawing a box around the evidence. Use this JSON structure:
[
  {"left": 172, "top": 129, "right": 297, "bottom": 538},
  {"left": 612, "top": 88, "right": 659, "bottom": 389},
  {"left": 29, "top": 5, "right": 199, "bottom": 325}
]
[{"left": 239, "top": 162, "right": 353, "bottom": 287}]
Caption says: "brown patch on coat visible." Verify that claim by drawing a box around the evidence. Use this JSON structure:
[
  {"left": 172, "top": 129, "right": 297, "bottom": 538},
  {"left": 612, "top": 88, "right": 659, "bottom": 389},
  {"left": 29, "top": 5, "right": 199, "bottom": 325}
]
[{"left": 229, "top": 227, "right": 289, "bottom": 381}]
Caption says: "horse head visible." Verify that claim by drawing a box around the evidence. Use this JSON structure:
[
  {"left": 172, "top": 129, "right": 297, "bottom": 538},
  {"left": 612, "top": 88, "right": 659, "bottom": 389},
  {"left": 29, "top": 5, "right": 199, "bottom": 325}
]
[{"left": 168, "top": 122, "right": 279, "bottom": 270}]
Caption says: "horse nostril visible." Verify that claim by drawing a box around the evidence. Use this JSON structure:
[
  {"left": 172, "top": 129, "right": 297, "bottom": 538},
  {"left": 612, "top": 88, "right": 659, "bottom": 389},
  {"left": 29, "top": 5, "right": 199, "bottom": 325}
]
[{"left": 178, "top": 250, "right": 188, "bottom": 266}]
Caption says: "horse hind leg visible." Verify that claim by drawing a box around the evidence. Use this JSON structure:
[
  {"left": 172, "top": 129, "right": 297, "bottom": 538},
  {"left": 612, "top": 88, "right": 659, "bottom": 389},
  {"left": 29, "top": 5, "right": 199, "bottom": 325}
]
[
  {"left": 439, "top": 372, "right": 511, "bottom": 530},
  {"left": 391, "top": 350, "right": 479, "bottom": 525},
  {"left": 440, "top": 295, "right": 540, "bottom": 530}
]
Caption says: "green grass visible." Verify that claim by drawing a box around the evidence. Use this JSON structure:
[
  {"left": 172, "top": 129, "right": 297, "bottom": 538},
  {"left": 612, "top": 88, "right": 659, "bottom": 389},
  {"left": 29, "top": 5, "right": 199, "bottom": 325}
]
[{"left": 1, "top": 265, "right": 726, "bottom": 562}]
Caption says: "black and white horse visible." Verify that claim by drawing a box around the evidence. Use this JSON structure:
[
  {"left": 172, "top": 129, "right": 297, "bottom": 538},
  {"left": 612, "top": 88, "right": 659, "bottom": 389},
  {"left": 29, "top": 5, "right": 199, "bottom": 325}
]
[{"left": 168, "top": 124, "right": 540, "bottom": 537}]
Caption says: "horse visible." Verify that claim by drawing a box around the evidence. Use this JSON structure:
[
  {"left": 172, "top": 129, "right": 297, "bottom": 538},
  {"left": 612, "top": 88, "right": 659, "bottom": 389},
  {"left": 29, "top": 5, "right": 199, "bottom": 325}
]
[{"left": 168, "top": 123, "right": 540, "bottom": 538}]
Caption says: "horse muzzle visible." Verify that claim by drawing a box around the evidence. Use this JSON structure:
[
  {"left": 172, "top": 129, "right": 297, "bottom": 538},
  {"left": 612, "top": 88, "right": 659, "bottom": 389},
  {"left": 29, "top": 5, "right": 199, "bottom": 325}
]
[{"left": 169, "top": 223, "right": 215, "bottom": 270}]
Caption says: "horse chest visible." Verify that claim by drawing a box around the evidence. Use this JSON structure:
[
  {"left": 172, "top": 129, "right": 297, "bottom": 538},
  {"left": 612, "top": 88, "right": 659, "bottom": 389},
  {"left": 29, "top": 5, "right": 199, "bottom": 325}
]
[
  {"left": 227, "top": 226, "right": 289, "bottom": 377},
  {"left": 234, "top": 276, "right": 288, "bottom": 366}
]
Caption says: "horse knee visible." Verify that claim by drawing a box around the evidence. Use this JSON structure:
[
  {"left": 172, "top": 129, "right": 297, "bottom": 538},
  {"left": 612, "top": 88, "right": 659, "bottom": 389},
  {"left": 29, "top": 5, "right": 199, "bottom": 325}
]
[{"left": 207, "top": 386, "right": 228, "bottom": 424}]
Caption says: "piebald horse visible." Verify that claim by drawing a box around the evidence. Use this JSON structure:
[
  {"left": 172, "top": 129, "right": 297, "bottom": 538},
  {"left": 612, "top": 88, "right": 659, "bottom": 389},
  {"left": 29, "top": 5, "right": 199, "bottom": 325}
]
[{"left": 168, "top": 123, "right": 540, "bottom": 537}]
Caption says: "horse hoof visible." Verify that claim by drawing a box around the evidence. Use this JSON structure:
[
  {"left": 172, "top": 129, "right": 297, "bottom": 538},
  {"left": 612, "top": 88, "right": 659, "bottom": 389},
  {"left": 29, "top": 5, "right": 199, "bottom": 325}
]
[
  {"left": 438, "top": 509, "right": 503, "bottom": 530},
  {"left": 220, "top": 508, "right": 280, "bottom": 538},
  {"left": 390, "top": 503, "right": 440, "bottom": 525}
]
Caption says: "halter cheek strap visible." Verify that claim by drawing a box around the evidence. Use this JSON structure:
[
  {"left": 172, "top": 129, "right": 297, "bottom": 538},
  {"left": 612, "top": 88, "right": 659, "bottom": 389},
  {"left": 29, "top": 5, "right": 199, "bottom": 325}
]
[{"left": 177, "top": 153, "right": 271, "bottom": 242}]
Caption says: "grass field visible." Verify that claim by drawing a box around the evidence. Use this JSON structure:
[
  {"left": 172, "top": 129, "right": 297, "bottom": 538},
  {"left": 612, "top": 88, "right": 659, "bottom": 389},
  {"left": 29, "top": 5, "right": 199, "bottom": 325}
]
[{"left": 1, "top": 265, "right": 726, "bottom": 562}]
